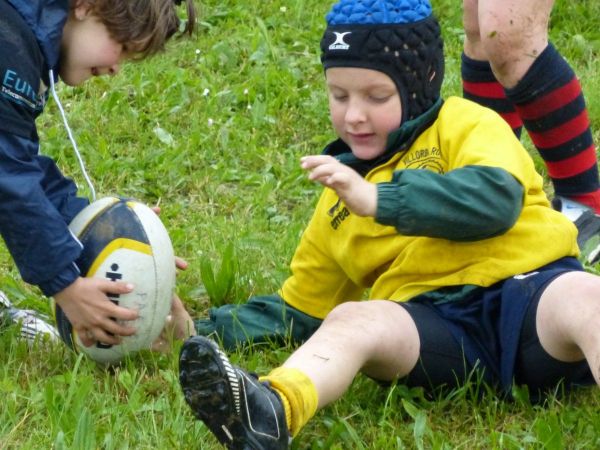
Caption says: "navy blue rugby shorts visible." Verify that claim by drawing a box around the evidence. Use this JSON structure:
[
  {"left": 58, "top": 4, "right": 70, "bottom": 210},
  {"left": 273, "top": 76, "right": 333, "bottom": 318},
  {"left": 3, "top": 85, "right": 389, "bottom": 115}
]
[{"left": 398, "top": 257, "right": 594, "bottom": 396}]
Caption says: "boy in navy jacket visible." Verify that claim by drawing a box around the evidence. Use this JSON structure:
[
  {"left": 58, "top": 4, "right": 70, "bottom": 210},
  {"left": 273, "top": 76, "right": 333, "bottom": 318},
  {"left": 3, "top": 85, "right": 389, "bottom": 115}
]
[{"left": 0, "top": 0, "right": 195, "bottom": 345}]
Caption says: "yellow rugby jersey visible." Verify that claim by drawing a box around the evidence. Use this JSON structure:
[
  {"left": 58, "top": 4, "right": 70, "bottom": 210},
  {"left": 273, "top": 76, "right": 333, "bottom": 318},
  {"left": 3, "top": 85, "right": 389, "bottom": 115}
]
[{"left": 280, "top": 96, "right": 578, "bottom": 319}]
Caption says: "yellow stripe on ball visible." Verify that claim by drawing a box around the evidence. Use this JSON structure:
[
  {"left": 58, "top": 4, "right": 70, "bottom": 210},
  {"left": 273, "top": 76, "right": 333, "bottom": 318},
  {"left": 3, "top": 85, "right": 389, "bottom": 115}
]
[{"left": 87, "top": 238, "right": 153, "bottom": 277}]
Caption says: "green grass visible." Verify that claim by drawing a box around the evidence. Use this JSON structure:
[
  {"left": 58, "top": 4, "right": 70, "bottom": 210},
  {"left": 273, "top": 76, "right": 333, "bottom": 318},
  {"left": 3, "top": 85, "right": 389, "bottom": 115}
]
[{"left": 2, "top": 0, "right": 600, "bottom": 448}]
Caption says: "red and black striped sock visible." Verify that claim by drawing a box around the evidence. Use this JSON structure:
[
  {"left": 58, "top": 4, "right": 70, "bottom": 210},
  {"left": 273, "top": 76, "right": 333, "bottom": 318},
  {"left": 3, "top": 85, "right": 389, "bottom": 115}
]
[
  {"left": 506, "top": 43, "right": 600, "bottom": 213},
  {"left": 461, "top": 53, "right": 523, "bottom": 137}
]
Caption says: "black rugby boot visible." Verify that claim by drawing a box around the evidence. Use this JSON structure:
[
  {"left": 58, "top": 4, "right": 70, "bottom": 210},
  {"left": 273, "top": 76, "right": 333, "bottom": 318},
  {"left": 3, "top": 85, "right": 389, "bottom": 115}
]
[{"left": 179, "top": 336, "right": 291, "bottom": 450}]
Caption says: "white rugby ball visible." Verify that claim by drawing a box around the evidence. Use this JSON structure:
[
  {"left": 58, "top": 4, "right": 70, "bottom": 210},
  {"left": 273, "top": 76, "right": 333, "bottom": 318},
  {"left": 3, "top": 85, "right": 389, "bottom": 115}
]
[{"left": 55, "top": 197, "right": 176, "bottom": 364}]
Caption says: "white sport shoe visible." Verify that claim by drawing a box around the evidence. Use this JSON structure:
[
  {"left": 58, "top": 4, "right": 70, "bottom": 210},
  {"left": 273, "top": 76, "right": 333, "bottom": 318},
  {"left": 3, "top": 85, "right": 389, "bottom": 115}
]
[
  {"left": 0, "top": 290, "right": 60, "bottom": 342},
  {"left": 552, "top": 196, "right": 600, "bottom": 264}
]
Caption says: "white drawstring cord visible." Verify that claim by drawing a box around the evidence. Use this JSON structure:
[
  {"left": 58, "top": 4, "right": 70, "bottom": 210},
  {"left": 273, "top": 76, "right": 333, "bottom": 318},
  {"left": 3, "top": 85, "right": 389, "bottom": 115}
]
[{"left": 48, "top": 70, "right": 97, "bottom": 201}]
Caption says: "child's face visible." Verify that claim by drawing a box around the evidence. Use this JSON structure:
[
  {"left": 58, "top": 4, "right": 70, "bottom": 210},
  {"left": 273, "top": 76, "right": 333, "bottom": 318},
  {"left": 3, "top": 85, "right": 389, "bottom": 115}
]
[
  {"left": 326, "top": 67, "right": 402, "bottom": 160},
  {"left": 59, "top": 4, "right": 130, "bottom": 86}
]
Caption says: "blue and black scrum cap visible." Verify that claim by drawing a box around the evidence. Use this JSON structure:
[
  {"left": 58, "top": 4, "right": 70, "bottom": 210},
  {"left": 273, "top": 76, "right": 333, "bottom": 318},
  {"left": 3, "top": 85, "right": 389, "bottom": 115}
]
[{"left": 320, "top": 0, "right": 444, "bottom": 123}]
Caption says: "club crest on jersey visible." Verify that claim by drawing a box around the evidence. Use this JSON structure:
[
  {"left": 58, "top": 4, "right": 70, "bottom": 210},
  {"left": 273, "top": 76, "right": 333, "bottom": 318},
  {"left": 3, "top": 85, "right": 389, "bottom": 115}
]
[{"left": 329, "top": 31, "right": 351, "bottom": 50}]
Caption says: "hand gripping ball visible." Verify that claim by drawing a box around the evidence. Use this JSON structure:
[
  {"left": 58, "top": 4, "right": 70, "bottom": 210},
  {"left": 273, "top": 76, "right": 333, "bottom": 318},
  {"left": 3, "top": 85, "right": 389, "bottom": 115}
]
[{"left": 55, "top": 197, "right": 176, "bottom": 364}]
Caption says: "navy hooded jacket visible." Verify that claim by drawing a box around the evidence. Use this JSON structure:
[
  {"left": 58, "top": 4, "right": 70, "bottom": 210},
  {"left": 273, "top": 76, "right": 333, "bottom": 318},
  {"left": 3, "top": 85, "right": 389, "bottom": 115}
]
[{"left": 0, "top": 0, "right": 89, "bottom": 296}]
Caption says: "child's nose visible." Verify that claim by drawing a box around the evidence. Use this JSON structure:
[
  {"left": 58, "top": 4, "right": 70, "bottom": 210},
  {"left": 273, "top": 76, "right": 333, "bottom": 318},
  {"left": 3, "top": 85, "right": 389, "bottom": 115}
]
[
  {"left": 108, "top": 63, "right": 120, "bottom": 76},
  {"left": 345, "top": 100, "right": 366, "bottom": 124}
]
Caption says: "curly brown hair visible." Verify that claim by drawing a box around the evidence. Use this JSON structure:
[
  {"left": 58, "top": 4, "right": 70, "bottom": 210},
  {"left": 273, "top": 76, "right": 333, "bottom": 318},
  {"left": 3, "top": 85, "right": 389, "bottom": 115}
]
[{"left": 81, "top": 0, "right": 197, "bottom": 59}]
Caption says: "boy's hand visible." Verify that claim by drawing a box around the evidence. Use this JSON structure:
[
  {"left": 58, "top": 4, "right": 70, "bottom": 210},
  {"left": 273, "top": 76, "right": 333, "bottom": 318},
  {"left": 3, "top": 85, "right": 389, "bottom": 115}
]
[
  {"left": 54, "top": 277, "right": 138, "bottom": 347},
  {"left": 151, "top": 294, "right": 196, "bottom": 353},
  {"left": 301, "top": 155, "right": 377, "bottom": 217}
]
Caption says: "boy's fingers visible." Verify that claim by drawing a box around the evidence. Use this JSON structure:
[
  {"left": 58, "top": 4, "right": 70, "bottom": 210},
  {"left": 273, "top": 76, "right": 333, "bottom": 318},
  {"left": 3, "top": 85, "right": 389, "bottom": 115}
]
[
  {"left": 93, "top": 292, "right": 139, "bottom": 322},
  {"left": 100, "top": 279, "right": 135, "bottom": 295},
  {"left": 78, "top": 318, "right": 136, "bottom": 347},
  {"left": 327, "top": 172, "right": 351, "bottom": 188},
  {"left": 77, "top": 327, "right": 95, "bottom": 347},
  {"left": 76, "top": 326, "right": 121, "bottom": 347},
  {"left": 307, "top": 163, "right": 335, "bottom": 179},
  {"left": 98, "top": 282, "right": 138, "bottom": 318},
  {"left": 90, "top": 328, "right": 122, "bottom": 346},
  {"left": 105, "top": 303, "right": 139, "bottom": 321},
  {"left": 301, "top": 154, "right": 335, "bottom": 169},
  {"left": 175, "top": 256, "right": 188, "bottom": 270},
  {"left": 99, "top": 316, "right": 137, "bottom": 336}
]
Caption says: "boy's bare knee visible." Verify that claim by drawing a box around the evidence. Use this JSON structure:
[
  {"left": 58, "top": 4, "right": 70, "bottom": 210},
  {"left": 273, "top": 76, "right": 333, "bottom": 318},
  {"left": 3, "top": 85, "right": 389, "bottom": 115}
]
[
  {"left": 323, "top": 300, "right": 406, "bottom": 330},
  {"left": 320, "top": 301, "right": 386, "bottom": 341},
  {"left": 475, "top": 4, "right": 550, "bottom": 81},
  {"left": 323, "top": 301, "right": 366, "bottom": 324},
  {"left": 321, "top": 301, "right": 419, "bottom": 357},
  {"left": 538, "top": 272, "right": 600, "bottom": 361},
  {"left": 326, "top": 301, "right": 420, "bottom": 380}
]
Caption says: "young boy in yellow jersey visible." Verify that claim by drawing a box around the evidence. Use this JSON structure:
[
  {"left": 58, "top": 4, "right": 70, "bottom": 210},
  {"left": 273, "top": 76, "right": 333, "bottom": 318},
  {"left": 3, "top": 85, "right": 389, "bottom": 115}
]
[{"left": 179, "top": 0, "right": 598, "bottom": 448}]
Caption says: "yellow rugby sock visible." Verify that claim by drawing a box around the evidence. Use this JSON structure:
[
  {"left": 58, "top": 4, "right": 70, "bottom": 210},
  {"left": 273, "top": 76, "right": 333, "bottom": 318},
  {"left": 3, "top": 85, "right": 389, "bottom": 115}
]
[{"left": 259, "top": 367, "right": 319, "bottom": 437}]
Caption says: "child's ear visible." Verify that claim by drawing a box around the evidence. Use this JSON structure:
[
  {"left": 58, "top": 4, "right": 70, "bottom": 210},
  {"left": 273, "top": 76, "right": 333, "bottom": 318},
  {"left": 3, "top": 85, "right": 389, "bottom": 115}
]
[{"left": 71, "top": 0, "right": 92, "bottom": 20}]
